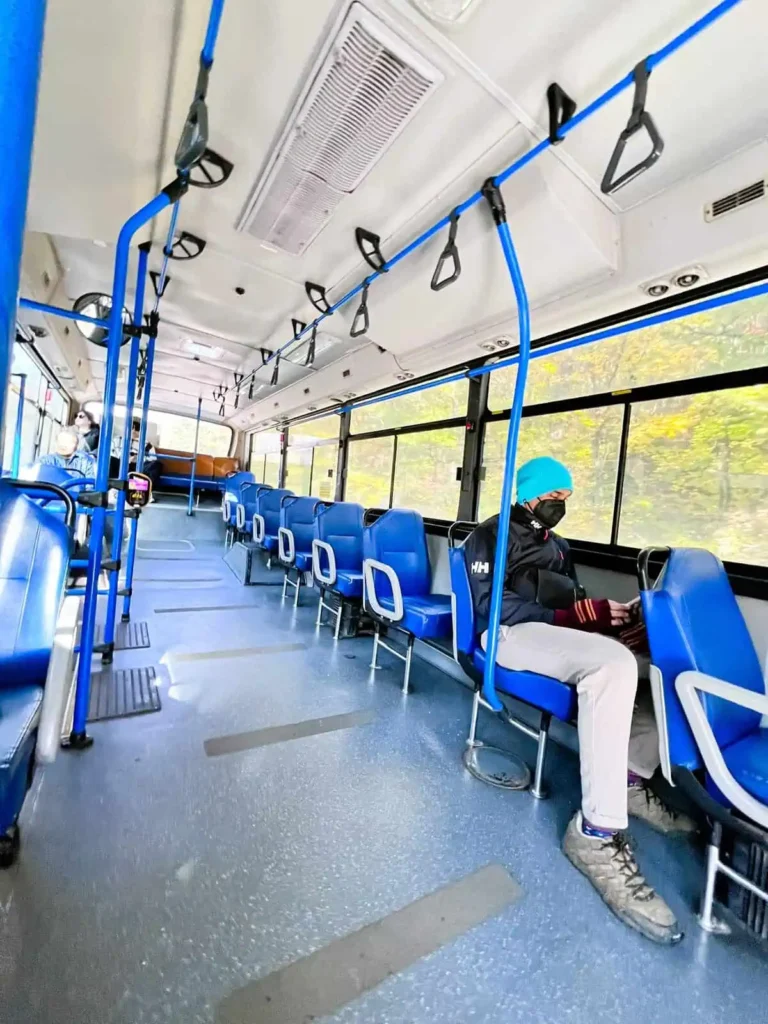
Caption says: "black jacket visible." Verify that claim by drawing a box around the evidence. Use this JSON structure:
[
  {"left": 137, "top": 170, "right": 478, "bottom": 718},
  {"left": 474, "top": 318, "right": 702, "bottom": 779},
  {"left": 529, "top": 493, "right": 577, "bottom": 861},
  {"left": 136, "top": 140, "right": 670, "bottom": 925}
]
[{"left": 464, "top": 504, "right": 579, "bottom": 636}]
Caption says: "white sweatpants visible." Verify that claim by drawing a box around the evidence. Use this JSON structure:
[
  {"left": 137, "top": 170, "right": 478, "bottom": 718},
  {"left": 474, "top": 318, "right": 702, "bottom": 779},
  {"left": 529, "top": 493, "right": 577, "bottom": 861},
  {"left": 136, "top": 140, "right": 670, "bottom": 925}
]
[{"left": 481, "top": 622, "right": 660, "bottom": 830}]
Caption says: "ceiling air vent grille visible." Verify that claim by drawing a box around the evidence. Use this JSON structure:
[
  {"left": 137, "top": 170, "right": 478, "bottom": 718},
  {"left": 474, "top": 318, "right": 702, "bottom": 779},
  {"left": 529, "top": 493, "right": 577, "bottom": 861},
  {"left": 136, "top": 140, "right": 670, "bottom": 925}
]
[
  {"left": 238, "top": 3, "right": 442, "bottom": 256},
  {"left": 705, "top": 178, "right": 766, "bottom": 222}
]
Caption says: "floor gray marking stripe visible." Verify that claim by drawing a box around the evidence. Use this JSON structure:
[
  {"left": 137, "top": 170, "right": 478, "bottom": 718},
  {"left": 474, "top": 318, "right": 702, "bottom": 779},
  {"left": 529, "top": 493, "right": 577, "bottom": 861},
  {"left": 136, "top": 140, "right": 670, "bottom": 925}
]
[
  {"left": 216, "top": 863, "right": 520, "bottom": 1024},
  {"left": 154, "top": 604, "right": 260, "bottom": 614},
  {"left": 204, "top": 709, "right": 374, "bottom": 758},
  {"left": 133, "top": 576, "right": 223, "bottom": 583},
  {"left": 174, "top": 643, "right": 307, "bottom": 664}
]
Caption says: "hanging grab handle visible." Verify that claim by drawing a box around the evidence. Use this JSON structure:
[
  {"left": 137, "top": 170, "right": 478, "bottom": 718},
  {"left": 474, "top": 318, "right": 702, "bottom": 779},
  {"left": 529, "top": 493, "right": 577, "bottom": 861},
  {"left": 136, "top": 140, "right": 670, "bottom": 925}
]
[
  {"left": 601, "top": 60, "right": 664, "bottom": 195},
  {"left": 304, "top": 324, "right": 317, "bottom": 367},
  {"left": 165, "top": 231, "right": 207, "bottom": 261},
  {"left": 188, "top": 148, "right": 234, "bottom": 189},
  {"left": 350, "top": 280, "right": 371, "bottom": 338},
  {"left": 546, "top": 82, "right": 577, "bottom": 145},
  {"left": 355, "top": 228, "right": 389, "bottom": 273},
  {"left": 430, "top": 210, "right": 461, "bottom": 291},
  {"left": 305, "top": 281, "right": 331, "bottom": 314}
]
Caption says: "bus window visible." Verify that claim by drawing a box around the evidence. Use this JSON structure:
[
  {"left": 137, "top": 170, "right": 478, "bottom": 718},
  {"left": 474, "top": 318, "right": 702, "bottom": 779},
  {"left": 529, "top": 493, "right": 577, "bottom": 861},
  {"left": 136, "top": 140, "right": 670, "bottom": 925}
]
[{"left": 345, "top": 436, "right": 394, "bottom": 508}]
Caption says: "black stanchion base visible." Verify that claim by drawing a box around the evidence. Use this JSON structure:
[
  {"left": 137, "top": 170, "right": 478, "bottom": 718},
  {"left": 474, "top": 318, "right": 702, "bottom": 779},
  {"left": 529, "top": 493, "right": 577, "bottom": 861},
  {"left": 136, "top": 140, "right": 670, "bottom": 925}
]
[
  {"left": 121, "top": 613, "right": 131, "bottom": 623},
  {"left": 101, "top": 643, "right": 115, "bottom": 666},
  {"left": 62, "top": 731, "right": 94, "bottom": 751}
]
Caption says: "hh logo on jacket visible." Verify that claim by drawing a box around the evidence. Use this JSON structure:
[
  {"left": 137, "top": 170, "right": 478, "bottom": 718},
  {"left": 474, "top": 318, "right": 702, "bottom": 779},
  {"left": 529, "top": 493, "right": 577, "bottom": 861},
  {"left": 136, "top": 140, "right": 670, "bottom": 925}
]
[{"left": 470, "top": 561, "right": 489, "bottom": 574}]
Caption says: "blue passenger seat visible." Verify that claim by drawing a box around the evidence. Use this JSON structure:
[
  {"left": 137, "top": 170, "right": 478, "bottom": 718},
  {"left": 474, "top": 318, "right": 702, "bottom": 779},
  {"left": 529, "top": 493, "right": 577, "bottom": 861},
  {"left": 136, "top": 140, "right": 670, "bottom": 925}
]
[
  {"left": 278, "top": 495, "right": 320, "bottom": 606},
  {"left": 236, "top": 482, "right": 271, "bottom": 537},
  {"left": 253, "top": 488, "right": 294, "bottom": 563},
  {"left": 641, "top": 547, "right": 768, "bottom": 931},
  {"left": 0, "top": 481, "right": 71, "bottom": 866},
  {"left": 312, "top": 502, "right": 365, "bottom": 639},
  {"left": 363, "top": 509, "right": 452, "bottom": 693},
  {"left": 222, "top": 471, "right": 255, "bottom": 527},
  {"left": 449, "top": 524, "right": 576, "bottom": 797}
]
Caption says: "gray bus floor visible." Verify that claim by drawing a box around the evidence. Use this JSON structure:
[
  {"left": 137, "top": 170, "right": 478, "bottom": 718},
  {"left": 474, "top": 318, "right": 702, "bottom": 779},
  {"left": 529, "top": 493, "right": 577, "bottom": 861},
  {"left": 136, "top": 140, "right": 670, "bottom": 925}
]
[{"left": 0, "top": 517, "right": 765, "bottom": 1024}]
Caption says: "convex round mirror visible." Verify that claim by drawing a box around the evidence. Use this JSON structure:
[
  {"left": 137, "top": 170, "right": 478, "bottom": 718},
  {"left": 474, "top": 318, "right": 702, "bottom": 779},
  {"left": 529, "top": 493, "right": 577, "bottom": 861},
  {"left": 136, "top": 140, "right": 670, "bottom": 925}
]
[{"left": 72, "top": 292, "right": 131, "bottom": 347}]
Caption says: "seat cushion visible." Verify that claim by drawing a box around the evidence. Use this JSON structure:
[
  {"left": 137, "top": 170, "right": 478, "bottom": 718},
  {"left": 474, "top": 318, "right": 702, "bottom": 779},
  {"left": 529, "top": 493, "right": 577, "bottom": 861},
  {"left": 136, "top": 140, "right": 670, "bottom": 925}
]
[
  {"left": 294, "top": 551, "right": 313, "bottom": 572},
  {"left": 472, "top": 649, "right": 577, "bottom": 722},
  {"left": 380, "top": 593, "right": 453, "bottom": 640},
  {"left": 721, "top": 729, "right": 768, "bottom": 804},
  {"left": 0, "top": 685, "right": 43, "bottom": 831},
  {"left": 261, "top": 535, "right": 279, "bottom": 553},
  {"left": 335, "top": 570, "right": 364, "bottom": 599}
]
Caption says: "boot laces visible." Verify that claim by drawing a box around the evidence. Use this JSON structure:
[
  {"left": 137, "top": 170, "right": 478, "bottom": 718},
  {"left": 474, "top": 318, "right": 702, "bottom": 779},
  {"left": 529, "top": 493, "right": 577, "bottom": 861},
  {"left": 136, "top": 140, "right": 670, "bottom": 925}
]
[{"left": 606, "top": 833, "right": 656, "bottom": 902}]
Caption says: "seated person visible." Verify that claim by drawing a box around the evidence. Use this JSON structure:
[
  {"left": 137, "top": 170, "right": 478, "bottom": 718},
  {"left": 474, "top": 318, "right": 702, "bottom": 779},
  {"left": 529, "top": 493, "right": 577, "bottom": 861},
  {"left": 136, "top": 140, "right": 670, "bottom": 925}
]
[
  {"left": 38, "top": 428, "right": 97, "bottom": 476},
  {"left": 464, "top": 456, "right": 695, "bottom": 946},
  {"left": 110, "top": 420, "right": 160, "bottom": 492},
  {"left": 73, "top": 409, "right": 100, "bottom": 453}
]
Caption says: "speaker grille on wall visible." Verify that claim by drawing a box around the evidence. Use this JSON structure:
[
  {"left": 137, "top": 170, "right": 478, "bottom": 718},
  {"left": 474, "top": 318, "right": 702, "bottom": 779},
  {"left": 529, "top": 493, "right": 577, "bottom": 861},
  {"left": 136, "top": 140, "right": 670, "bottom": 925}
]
[{"left": 237, "top": 3, "right": 442, "bottom": 256}]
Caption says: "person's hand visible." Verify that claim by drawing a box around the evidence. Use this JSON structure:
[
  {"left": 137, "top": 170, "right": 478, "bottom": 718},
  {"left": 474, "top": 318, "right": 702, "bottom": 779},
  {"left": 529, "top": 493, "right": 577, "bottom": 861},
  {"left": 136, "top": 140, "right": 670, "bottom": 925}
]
[{"left": 608, "top": 600, "right": 633, "bottom": 628}]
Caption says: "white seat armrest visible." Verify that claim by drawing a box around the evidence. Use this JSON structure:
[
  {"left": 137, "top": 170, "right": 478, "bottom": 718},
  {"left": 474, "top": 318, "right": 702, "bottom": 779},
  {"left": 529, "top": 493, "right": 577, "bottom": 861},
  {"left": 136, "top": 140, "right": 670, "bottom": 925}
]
[
  {"left": 677, "top": 671, "right": 768, "bottom": 717},
  {"left": 363, "top": 558, "right": 403, "bottom": 623},
  {"left": 253, "top": 513, "right": 265, "bottom": 543},
  {"left": 312, "top": 539, "right": 336, "bottom": 586},
  {"left": 676, "top": 670, "right": 768, "bottom": 829},
  {"left": 236, "top": 503, "right": 245, "bottom": 530},
  {"left": 278, "top": 526, "right": 295, "bottom": 564},
  {"left": 222, "top": 499, "right": 232, "bottom": 523}
]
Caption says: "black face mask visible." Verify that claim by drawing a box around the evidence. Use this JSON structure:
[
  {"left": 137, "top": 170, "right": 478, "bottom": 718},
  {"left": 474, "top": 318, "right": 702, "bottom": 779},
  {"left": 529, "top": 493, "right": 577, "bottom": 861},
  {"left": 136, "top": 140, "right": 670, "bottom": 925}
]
[{"left": 531, "top": 499, "right": 566, "bottom": 529}]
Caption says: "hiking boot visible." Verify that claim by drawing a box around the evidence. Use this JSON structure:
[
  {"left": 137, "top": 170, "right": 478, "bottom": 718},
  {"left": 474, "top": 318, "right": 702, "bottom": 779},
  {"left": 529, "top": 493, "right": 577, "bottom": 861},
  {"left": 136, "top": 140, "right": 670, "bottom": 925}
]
[
  {"left": 627, "top": 784, "right": 698, "bottom": 835},
  {"left": 563, "top": 813, "right": 683, "bottom": 945}
]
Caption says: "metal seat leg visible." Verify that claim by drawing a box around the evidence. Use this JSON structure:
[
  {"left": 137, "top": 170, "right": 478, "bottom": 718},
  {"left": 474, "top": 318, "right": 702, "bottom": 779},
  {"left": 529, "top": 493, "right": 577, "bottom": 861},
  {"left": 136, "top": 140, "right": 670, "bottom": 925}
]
[
  {"left": 402, "top": 634, "right": 414, "bottom": 694},
  {"left": 334, "top": 601, "right": 343, "bottom": 640},
  {"left": 315, "top": 589, "right": 324, "bottom": 627},
  {"left": 370, "top": 623, "right": 381, "bottom": 669},
  {"left": 699, "top": 822, "right": 731, "bottom": 934},
  {"left": 294, "top": 572, "right": 301, "bottom": 608},
  {"left": 530, "top": 712, "right": 551, "bottom": 800}
]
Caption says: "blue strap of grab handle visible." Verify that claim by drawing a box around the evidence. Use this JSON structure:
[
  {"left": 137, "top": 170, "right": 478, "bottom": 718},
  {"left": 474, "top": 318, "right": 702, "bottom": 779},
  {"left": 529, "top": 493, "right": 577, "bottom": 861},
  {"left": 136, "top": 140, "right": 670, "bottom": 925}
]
[
  {"left": 232, "top": 0, "right": 745, "bottom": 393},
  {"left": 202, "top": 0, "right": 226, "bottom": 67}
]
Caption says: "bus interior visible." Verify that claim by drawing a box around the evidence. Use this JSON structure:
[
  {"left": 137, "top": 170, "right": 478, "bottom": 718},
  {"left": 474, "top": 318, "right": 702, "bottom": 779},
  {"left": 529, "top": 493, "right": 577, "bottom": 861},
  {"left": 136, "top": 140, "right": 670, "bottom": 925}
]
[{"left": 1, "top": 1, "right": 768, "bottom": 1021}]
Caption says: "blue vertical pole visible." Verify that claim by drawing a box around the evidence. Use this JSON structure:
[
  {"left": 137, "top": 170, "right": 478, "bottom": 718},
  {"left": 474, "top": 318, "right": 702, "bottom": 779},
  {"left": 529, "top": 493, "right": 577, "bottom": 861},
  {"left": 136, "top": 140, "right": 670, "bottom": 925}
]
[
  {"left": 10, "top": 373, "right": 27, "bottom": 476},
  {"left": 0, "top": 1, "right": 47, "bottom": 464},
  {"left": 121, "top": 319, "right": 157, "bottom": 623},
  {"left": 101, "top": 242, "right": 149, "bottom": 660},
  {"left": 480, "top": 179, "right": 532, "bottom": 712},
  {"left": 69, "top": 187, "right": 177, "bottom": 748},
  {"left": 188, "top": 396, "right": 202, "bottom": 516}
]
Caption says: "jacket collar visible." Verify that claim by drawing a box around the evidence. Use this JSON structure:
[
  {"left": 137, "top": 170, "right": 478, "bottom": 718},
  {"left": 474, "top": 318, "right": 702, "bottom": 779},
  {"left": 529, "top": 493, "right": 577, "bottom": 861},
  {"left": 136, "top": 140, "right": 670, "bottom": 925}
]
[{"left": 510, "top": 502, "right": 549, "bottom": 540}]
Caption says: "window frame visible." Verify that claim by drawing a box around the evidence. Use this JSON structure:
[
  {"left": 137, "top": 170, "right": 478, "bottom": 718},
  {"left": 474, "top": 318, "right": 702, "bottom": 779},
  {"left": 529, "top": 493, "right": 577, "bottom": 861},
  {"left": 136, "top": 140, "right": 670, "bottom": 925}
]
[{"left": 274, "top": 263, "right": 768, "bottom": 583}]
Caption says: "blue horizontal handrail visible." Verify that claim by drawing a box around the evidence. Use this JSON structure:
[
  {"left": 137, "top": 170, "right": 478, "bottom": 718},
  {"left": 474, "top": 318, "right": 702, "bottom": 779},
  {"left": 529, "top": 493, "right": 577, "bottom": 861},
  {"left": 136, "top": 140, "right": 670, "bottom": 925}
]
[
  {"left": 18, "top": 297, "right": 110, "bottom": 330},
  {"left": 231, "top": 0, "right": 744, "bottom": 395}
]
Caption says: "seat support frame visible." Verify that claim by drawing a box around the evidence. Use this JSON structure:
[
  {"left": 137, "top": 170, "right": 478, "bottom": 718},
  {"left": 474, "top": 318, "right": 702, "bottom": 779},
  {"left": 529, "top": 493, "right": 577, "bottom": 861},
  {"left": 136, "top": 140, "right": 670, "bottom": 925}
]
[{"left": 370, "top": 622, "right": 415, "bottom": 694}]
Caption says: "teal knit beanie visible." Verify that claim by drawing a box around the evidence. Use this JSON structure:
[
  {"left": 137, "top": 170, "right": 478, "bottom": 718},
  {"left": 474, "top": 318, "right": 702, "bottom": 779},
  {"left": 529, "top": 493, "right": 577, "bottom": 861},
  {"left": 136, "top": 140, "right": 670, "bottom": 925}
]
[{"left": 516, "top": 456, "right": 573, "bottom": 504}]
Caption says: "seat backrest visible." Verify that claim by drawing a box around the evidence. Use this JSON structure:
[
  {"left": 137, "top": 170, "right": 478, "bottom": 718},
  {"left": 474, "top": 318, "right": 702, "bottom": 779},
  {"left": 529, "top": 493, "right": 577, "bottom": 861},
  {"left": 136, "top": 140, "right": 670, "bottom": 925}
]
[
  {"left": 256, "top": 488, "right": 294, "bottom": 535},
  {"left": 0, "top": 483, "right": 71, "bottom": 687},
  {"left": 157, "top": 448, "right": 194, "bottom": 477},
  {"left": 20, "top": 464, "right": 82, "bottom": 486},
  {"left": 280, "top": 496, "right": 319, "bottom": 554},
  {"left": 224, "top": 472, "right": 255, "bottom": 503},
  {"left": 195, "top": 454, "right": 214, "bottom": 480},
  {"left": 214, "top": 457, "right": 238, "bottom": 479},
  {"left": 363, "top": 509, "right": 431, "bottom": 598},
  {"left": 449, "top": 545, "right": 477, "bottom": 656},
  {"left": 643, "top": 548, "right": 765, "bottom": 770},
  {"left": 314, "top": 502, "right": 363, "bottom": 571}
]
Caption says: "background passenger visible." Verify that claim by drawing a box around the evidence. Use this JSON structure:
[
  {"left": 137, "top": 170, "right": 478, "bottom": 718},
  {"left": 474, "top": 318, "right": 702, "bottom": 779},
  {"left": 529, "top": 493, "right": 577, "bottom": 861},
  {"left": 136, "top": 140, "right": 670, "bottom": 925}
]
[
  {"left": 464, "top": 455, "right": 696, "bottom": 945},
  {"left": 110, "top": 419, "right": 161, "bottom": 492},
  {"left": 73, "top": 408, "right": 100, "bottom": 452},
  {"left": 38, "top": 428, "right": 97, "bottom": 476}
]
